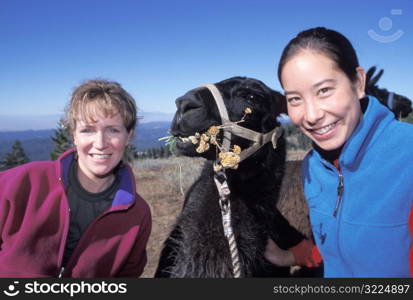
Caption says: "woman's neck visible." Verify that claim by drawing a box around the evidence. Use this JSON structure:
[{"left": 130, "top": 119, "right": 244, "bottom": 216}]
[
  {"left": 314, "top": 144, "right": 343, "bottom": 165},
  {"left": 76, "top": 164, "right": 115, "bottom": 193}
]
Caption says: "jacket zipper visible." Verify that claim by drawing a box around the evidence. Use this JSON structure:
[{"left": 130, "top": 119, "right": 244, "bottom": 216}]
[
  {"left": 63, "top": 210, "right": 109, "bottom": 269},
  {"left": 61, "top": 204, "right": 131, "bottom": 276},
  {"left": 56, "top": 162, "right": 135, "bottom": 277},
  {"left": 333, "top": 172, "right": 344, "bottom": 217},
  {"left": 58, "top": 267, "right": 65, "bottom": 278},
  {"left": 57, "top": 205, "right": 71, "bottom": 277},
  {"left": 56, "top": 174, "right": 71, "bottom": 278}
]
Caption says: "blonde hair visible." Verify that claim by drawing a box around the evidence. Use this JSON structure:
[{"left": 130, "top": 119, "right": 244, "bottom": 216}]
[{"left": 64, "top": 79, "right": 137, "bottom": 134}]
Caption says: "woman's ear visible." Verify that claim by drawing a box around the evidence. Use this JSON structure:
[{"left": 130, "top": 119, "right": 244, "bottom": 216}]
[
  {"left": 71, "top": 130, "right": 77, "bottom": 147},
  {"left": 355, "top": 66, "right": 366, "bottom": 99},
  {"left": 127, "top": 129, "right": 134, "bottom": 143}
]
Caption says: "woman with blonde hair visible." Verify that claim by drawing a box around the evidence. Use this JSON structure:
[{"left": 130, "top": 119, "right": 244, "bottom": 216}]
[{"left": 0, "top": 79, "right": 151, "bottom": 277}]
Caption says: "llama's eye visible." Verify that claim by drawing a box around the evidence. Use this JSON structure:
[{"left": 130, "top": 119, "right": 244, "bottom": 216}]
[{"left": 247, "top": 93, "right": 264, "bottom": 102}]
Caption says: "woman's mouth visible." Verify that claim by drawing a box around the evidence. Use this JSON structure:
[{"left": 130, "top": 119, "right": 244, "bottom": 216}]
[
  {"left": 307, "top": 121, "right": 338, "bottom": 140},
  {"left": 89, "top": 154, "right": 112, "bottom": 161},
  {"left": 313, "top": 122, "right": 337, "bottom": 135}
]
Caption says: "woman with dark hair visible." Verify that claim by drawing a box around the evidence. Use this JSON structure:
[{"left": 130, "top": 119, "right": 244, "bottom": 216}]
[
  {"left": 0, "top": 80, "right": 152, "bottom": 277},
  {"left": 265, "top": 27, "right": 413, "bottom": 277}
]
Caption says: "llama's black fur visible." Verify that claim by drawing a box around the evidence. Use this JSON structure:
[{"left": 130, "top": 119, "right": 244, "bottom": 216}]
[
  {"left": 366, "top": 66, "right": 412, "bottom": 119},
  {"left": 155, "top": 77, "right": 306, "bottom": 277}
]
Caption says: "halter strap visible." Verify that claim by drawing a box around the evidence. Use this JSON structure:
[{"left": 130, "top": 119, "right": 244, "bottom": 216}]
[
  {"left": 387, "top": 92, "right": 394, "bottom": 110},
  {"left": 202, "top": 83, "right": 283, "bottom": 164},
  {"left": 201, "top": 83, "right": 283, "bottom": 278},
  {"left": 202, "top": 84, "right": 232, "bottom": 151}
]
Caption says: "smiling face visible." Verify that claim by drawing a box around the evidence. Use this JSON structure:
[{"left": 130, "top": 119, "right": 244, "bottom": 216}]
[
  {"left": 281, "top": 50, "right": 366, "bottom": 151},
  {"left": 72, "top": 103, "right": 131, "bottom": 183}
]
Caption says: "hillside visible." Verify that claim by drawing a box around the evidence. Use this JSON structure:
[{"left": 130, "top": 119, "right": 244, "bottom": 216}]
[{"left": 0, "top": 121, "right": 171, "bottom": 161}]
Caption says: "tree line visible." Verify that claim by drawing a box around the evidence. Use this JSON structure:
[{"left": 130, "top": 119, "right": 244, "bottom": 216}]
[
  {"left": 1, "top": 114, "right": 413, "bottom": 171},
  {"left": 0, "top": 119, "right": 176, "bottom": 171}
]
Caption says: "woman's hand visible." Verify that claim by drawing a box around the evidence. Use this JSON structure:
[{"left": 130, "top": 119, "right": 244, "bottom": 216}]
[
  {"left": 264, "top": 238, "right": 295, "bottom": 266},
  {"left": 265, "top": 238, "right": 322, "bottom": 268}
]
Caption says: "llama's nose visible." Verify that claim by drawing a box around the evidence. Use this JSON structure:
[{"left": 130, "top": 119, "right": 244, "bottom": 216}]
[
  {"left": 171, "top": 93, "right": 203, "bottom": 136},
  {"left": 175, "top": 94, "right": 202, "bottom": 116}
]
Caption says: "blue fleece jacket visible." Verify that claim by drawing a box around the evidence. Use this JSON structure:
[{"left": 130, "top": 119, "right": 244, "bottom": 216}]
[{"left": 302, "top": 96, "right": 413, "bottom": 277}]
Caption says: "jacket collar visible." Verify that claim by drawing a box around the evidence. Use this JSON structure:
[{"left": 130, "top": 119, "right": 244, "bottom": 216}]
[
  {"left": 312, "top": 95, "right": 394, "bottom": 171},
  {"left": 56, "top": 148, "right": 136, "bottom": 209}
]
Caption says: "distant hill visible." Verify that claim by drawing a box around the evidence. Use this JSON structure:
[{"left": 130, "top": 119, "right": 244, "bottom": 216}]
[
  {"left": 0, "top": 112, "right": 174, "bottom": 131},
  {"left": 0, "top": 121, "right": 171, "bottom": 161},
  {"left": 135, "top": 121, "right": 172, "bottom": 151},
  {"left": 0, "top": 115, "right": 61, "bottom": 131}
]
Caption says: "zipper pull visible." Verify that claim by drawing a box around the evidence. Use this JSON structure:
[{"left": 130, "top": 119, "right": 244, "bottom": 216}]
[
  {"left": 58, "top": 267, "right": 65, "bottom": 278},
  {"left": 333, "top": 173, "right": 344, "bottom": 217}
]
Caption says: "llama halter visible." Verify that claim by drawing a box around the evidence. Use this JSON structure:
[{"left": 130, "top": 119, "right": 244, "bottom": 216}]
[
  {"left": 200, "top": 83, "right": 283, "bottom": 278},
  {"left": 201, "top": 83, "right": 283, "bottom": 163}
]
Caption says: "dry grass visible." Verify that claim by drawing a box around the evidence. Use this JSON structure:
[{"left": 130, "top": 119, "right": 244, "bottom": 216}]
[
  {"left": 131, "top": 156, "right": 205, "bottom": 277},
  {"left": 132, "top": 149, "right": 308, "bottom": 278}
]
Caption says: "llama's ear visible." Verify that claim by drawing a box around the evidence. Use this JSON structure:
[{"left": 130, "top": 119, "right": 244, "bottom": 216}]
[
  {"left": 366, "top": 66, "right": 376, "bottom": 84},
  {"left": 370, "top": 69, "right": 383, "bottom": 87},
  {"left": 272, "top": 90, "right": 287, "bottom": 116}
]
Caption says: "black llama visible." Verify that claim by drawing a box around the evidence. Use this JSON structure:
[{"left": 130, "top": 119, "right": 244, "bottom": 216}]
[{"left": 155, "top": 77, "right": 309, "bottom": 277}]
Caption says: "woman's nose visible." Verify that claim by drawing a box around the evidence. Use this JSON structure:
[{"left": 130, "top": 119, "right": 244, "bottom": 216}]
[
  {"left": 94, "top": 131, "right": 107, "bottom": 149},
  {"left": 304, "top": 101, "right": 324, "bottom": 125}
]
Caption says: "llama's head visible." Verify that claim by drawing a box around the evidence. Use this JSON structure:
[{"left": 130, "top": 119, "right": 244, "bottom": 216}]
[
  {"left": 365, "top": 66, "right": 412, "bottom": 119},
  {"left": 170, "top": 77, "right": 286, "bottom": 164}
]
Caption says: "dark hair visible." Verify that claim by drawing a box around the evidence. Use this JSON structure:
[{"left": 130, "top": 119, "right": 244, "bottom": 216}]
[{"left": 278, "top": 27, "right": 360, "bottom": 87}]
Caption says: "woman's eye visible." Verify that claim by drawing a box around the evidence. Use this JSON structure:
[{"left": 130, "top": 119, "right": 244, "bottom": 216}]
[
  {"left": 318, "top": 87, "right": 332, "bottom": 95},
  {"left": 109, "top": 128, "right": 120, "bottom": 133},
  {"left": 80, "top": 128, "right": 93, "bottom": 133},
  {"left": 287, "top": 97, "right": 301, "bottom": 105}
]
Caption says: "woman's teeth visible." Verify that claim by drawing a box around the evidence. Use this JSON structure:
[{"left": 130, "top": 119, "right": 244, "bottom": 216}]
[
  {"left": 91, "top": 154, "right": 111, "bottom": 159},
  {"left": 313, "top": 122, "right": 336, "bottom": 135}
]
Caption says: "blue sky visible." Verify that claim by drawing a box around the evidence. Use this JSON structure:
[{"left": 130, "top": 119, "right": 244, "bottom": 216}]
[{"left": 0, "top": 0, "right": 412, "bottom": 129}]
